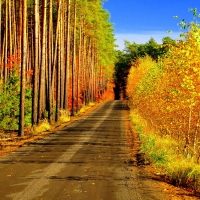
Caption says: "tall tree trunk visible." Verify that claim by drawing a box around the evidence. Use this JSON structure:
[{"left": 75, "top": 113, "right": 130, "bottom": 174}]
[
  {"left": 48, "top": 0, "right": 54, "bottom": 123},
  {"left": 55, "top": 0, "right": 62, "bottom": 121},
  {"left": 56, "top": 15, "right": 61, "bottom": 121},
  {"left": 60, "top": 3, "right": 65, "bottom": 109},
  {"left": 0, "top": 0, "right": 2, "bottom": 64},
  {"left": 8, "top": 0, "right": 12, "bottom": 55},
  {"left": 4, "top": 0, "right": 8, "bottom": 83},
  {"left": 76, "top": 21, "right": 82, "bottom": 113},
  {"left": 38, "top": 0, "right": 47, "bottom": 120},
  {"left": 18, "top": 0, "right": 22, "bottom": 60},
  {"left": 82, "top": 33, "right": 87, "bottom": 106},
  {"left": 12, "top": 0, "right": 17, "bottom": 55},
  {"left": 71, "top": 0, "right": 76, "bottom": 116},
  {"left": 64, "top": 0, "right": 70, "bottom": 111},
  {"left": 32, "top": 0, "right": 40, "bottom": 125},
  {"left": 19, "top": 0, "right": 27, "bottom": 137}
]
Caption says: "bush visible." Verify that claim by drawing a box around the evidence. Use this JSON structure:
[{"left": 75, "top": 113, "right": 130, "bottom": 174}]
[
  {"left": 59, "top": 109, "right": 70, "bottom": 123},
  {"left": 33, "top": 119, "right": 51, "bottom": 133},
  {"left": 0, "top": 68, "right": 32, "bottom": 131}
]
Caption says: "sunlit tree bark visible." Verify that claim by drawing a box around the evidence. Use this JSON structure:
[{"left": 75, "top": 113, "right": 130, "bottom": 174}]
[
  {"left": 64, "top": 0, "right": 70, "bottom": 111},
  {"left": 32, "top": 0, "right": 40, "bottom": 125},
  {"left": 19, "top": 0, "right": 27, "bottom": 136},
  {"left": 38, "top": 0, "right": 47, "bottom": 120},
  {"left": 71, "top": 0, "right": 76, "bottom": 116},
  {"left": 47, "top": 0, "right": 54, "bottom": 123}
]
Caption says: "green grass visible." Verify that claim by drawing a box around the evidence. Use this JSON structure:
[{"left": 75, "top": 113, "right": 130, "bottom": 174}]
[{"left": 130, "top": 109, "right": 200, "bottom": 191}]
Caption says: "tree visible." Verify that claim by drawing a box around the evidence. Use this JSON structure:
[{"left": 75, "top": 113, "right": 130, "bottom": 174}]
[
  {"left": 64, "top": 0, "right": 71, "bottom": 112},
  {"left": 71, "top": 0, "right": 77, "bottom": 116},
  {"left": 19, "top": 0, "right": 27, "bottom": 137},
  {"left": 32, "top": 0, "right": 40, "bottom": 125}
]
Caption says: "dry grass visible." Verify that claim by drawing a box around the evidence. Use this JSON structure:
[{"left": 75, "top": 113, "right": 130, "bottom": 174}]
[
  {"left": 58, "top": 109, "right": 70, "bottom": 123},
  {"left": 79, "top": 102, "right": 96, "bottom": 114},
  {"left": 33, "top": 119, "right": 51, "bottom": 134}
]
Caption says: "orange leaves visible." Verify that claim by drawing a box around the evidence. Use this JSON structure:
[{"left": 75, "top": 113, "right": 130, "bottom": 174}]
[
  {"left": 26, "top": 70, "right": 33, "bottom": 76},
  {"left": 6, "top": 50, "right": 21, "bottom": 70},
  {"left": 127, "top": 24, "right": 200, "bottom": 155}
]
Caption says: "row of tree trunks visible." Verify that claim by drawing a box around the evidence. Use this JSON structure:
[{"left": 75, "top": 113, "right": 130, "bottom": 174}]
[{"left": 0, "top": 0, "right": 115, "bottom": 136}]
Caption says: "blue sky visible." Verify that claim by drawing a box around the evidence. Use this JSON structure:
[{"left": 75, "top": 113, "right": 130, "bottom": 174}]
[{"left": 103, "top": 0, "right": 200, "bottom": 50}]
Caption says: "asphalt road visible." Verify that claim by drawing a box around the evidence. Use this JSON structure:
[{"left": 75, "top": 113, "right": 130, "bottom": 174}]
[{"left": 0, "top": 100, "right": 167, "bottom": 200}]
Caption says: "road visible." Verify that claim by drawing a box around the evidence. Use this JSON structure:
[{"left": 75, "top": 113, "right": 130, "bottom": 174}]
[{"left": 0, "top": 100, "right": 169, "bottom": 200}]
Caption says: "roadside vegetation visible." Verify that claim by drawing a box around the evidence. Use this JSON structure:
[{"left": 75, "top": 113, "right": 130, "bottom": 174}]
[{"left": 115, "top": 9, "right": 200, "bottom": 191}]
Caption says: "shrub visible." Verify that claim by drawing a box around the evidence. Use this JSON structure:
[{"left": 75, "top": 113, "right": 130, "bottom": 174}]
[
  {"left": 0, "top": 68, "right": 32, "bottom": 131},
  {"left": 33, "top": 119, "right": 51, "bottom": 133}
]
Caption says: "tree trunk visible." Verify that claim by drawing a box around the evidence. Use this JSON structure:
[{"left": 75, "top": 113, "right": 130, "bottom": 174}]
[
  {"left": 32, "top": 0, "right": 40, "bottom": 125},
  {"left": 19, "top": 0, "right": 27, "bottom": 137},
  {"left": 64, "top": 0, "right": 70, "bottom": 111},
  {"left": 76, "top": 20, "right": 82, "bottom": 113},
  {"left": 55, "top": 0, "right": 62, "bottom": 121},
  {"left": 8, "top": 0, "right": 12, "bottom": 55},
  {"left": 71, "top": 0, "right": 76, "bottom": 116},
  {"left": 0, "top": 0, "right": 2, "bottom": 64},
  {"left": 48, "top": 0, "right": 54, "bottom": 123},
  {"left": 38, "top": 0, "right": 47, "bottom": 120},
  {"left": 4, "top": 0, "right": 8, "bottom": 83}
]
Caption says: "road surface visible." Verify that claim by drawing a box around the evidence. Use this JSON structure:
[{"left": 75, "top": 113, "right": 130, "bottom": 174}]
[{"left": 0, "top": 100, "right": 169, "bottom": 200}]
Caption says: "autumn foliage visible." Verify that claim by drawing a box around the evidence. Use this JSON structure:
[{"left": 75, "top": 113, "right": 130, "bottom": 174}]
[{"left": 127, "top": 23, "right": 200, "bottom": 160}]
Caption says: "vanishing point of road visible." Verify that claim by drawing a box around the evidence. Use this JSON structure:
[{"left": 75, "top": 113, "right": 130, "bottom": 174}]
[{"left": 0, "top": 101, "right": 173, "bottom": 200}]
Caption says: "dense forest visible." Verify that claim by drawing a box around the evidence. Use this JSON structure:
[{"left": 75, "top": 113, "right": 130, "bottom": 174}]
[{"left": 0, "top": 0, "right": 116, "bottom": 136}]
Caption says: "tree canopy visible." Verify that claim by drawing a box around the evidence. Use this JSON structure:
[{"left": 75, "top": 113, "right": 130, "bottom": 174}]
[{"left": 114, "top": 36, "right": 176, "bottom": 99}]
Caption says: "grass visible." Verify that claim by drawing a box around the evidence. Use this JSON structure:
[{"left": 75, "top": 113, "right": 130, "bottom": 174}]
[
  {"left": 79, "top": 102, "right": 96, "bottom": 114},
  {"left": 130, "top": 109, "right": 200, "bottom": 191},
  {"left": 33, "top": 119, "right": 51, "bottom": 134},
  {"left": 59, "top": 109, "right": 70, "bottom": 123},
  {"left": 33, "top": 103, "right": 96, "bottom": 134}
]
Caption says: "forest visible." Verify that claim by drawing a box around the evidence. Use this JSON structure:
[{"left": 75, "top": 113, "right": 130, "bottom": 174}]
[
  {"left": 0, "top": 0, "right": 116, "bottom": 136},
  {"left": 120, "top": 9, "right": 200, "bottom": 190}
]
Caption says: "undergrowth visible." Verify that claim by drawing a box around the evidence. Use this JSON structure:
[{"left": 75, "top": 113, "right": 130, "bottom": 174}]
[
  {"left": 0, "top": 68, "right": 32, "bottom": 131},
  {"left": 59, "top": 110, "right": 70, "bottom": 123},
  {"left": 130, "top": 109, "right": 200, "bottom": 191},
  {"left": 79, "top": 102, "right": 96, "bottom": 114},
  {"left": 33, "top": 119, "right": 51, "bottom": 134}
]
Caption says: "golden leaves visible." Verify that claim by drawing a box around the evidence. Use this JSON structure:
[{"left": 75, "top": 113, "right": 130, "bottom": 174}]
[{"left": 127, "top": 24, "right": 200, "bottom": 147}]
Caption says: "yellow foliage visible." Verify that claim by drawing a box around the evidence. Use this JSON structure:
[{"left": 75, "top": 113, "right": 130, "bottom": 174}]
[
  {"left": 127, "top": 55, "right": 157, "bottom": 100},
  {"left": 33, "top": 119, "right": 51, "bottom": 133},
  {"left": 58, "top": 110, "right": 70, "bottom": 123},
  {"left": 79, "top": 102, "right": 96, "bottom": 114},
  {"left": 128, "top": 24, "right": 200, "bottom": 158}
]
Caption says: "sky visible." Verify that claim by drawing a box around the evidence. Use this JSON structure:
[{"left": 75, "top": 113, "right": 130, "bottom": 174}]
[{"left": 103, "top": 0, "right": 200, "bottom": 50}]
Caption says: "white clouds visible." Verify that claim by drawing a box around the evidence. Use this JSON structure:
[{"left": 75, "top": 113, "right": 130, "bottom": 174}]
[{"left": 114, "top": 31, "right": 182, "bottom": 50}]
